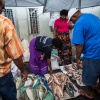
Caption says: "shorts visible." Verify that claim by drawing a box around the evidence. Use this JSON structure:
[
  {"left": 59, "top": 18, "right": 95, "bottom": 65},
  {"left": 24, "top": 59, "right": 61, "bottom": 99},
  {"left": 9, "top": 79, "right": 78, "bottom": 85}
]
[{"left": 82, "top": 58, "right": 100, "bottom": 86}]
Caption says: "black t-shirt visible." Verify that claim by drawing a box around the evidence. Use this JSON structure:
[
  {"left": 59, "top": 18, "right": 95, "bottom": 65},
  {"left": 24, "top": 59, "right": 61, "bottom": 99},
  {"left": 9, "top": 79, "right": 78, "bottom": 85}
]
[{"left": 35, "top": 36, "right": 52, "bottom": 59}]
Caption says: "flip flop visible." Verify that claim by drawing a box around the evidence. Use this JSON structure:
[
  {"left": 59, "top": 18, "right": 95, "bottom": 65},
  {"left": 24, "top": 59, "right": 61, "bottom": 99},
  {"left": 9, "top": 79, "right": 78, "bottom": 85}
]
[{"left": 78, "top": 89, "right": 93, "bottom": 99}]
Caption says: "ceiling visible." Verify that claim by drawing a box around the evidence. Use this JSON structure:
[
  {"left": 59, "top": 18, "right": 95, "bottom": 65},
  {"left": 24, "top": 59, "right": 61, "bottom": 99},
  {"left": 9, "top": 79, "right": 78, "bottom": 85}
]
[
  {"left": 43, "top": 0, "right": 100, "bottom": 12},
  {"left": 5, "top": 0, "right": 100, "bottom": 12},
  {"left": 5, "top": 0, "right": 44, "bottom": 7}
]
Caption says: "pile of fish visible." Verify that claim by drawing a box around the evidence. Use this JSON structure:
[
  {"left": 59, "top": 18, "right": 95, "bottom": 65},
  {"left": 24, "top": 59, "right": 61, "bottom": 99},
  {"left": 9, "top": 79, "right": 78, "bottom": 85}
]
[
  {"left": 14, "top": 72, "right": 80, "bottom": 100},
  {"left": 14, "top": 74, "right": 54, "bottom": 100},
  {"left": 45, "top": 72, "right": 79, "bottom": 100},
  {"left": 13, "top": 65, "right": 82, "bottom": 100},
  {"left": 64, "top": 63, "right": 84, "bottom": 86}
]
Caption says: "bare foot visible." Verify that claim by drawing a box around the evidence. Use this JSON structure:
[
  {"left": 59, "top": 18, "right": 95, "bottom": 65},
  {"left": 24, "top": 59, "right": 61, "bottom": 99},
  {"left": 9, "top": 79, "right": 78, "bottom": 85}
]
[{"left": 78, "top": 89, "right": 94, "bottom": 99}]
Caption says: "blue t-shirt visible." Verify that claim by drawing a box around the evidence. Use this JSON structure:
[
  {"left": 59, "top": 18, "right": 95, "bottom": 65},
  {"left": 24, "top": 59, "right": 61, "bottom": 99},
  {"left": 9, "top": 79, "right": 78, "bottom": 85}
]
[
  {"left": 72, "top": 14, "right": 100, "bottom": 59},
  {"left": 35, "top": 36, "right": 52, "bottom": 59}
]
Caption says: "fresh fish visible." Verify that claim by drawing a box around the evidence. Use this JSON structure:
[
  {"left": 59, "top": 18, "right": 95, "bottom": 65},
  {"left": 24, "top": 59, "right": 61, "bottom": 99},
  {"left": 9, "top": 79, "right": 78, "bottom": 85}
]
[
  {"left": 38, "top": 85, "right": 47, "bottom": 100},
  {"left": 43, "top": 91, "right": 54, "bottom": 100},
  {"left": 44, "top": 74, "right": 50, "bottom": 81},
  {"left": 32, "top": 78, "right": 41, "bottom": 89},
  {"left": 14, "top": 76, "right": 22, "bottom": 89},
  {"left": 66, "top": 85, "right": 74, "bottom": 97},
  {"left": 51, "top": 83, "right": 57, "bottom": 95},
  {"left": 56, "top": 85, "right": 64, "bottom": 97},
  {"left": 72, "top": 63, "right": 78, "bottom": 70},
  {"left": 61, "top": 82, "right": 65, "bottom": 91},
  {"left": 17, "top": 89, "right": 30, "bottom": 100},
  {"left": 48, "top": 76, "right": 53, "bottom": 85},
  {"left": 69, "top": 83, "right": 77, "bottom": 92},
  {"left": 26, "top": 87, "right": 37, "bottom": 100},
  {"left": 52, "top": 74, "right": 60, "bottom": 85},
  {"left": 24, "top": 78, "right": 33, "bottom": 87}
]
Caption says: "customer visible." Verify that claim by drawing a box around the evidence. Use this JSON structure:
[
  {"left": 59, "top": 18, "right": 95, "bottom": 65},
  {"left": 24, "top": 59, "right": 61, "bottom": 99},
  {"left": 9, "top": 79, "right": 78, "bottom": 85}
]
[
  {"left": 54, "top": 9, "right": 73, "bottom": 65},
  {"left": 29, "top": 36, "right": 63, "bottom": 75},
  {"left": 68, "top": 8, "right": 100, "bottom": 99},
  {"left": 0, "top": 0, "right": 27, "bottom": 100}
]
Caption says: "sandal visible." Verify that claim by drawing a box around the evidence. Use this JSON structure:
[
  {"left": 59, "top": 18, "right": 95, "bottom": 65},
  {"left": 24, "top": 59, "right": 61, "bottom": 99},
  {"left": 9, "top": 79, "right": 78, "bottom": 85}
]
[{"left": 78, "top": 89, "right": 93, "bottom": 99}]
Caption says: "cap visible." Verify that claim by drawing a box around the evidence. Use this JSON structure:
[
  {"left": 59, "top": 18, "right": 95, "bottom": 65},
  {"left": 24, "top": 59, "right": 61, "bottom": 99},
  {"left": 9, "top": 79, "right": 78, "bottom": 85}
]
[{"left": 68, "top": 8, "right": 78, "bottom": 21}]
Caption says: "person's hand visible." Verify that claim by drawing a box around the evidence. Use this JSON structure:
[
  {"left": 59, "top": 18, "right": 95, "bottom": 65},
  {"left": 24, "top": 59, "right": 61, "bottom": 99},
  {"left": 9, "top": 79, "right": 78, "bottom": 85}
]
[
  {"left": 49, "top": 70, "right": 53, "bottom": 75},
  {"left": 76, "top": 59, "right": 82, "bottom": 69},
  {"left": 21, "top": 70, "right": 28, "bottom": 82},
  {"left": 40, "top": 53, "right": 45, "bottom": 60}
]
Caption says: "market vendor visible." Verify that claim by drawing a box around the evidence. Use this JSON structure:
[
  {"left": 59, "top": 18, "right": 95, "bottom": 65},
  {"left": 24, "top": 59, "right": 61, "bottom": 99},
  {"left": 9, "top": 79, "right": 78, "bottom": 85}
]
[
  {"left": 68, "top": 8, "right": 100, "bottom": 99},
  {"left": 54, "top": 9, "right": 73, "bottom": 65},
  {"left": 29, "top": 36, "right": 63, "bottom": 75}
]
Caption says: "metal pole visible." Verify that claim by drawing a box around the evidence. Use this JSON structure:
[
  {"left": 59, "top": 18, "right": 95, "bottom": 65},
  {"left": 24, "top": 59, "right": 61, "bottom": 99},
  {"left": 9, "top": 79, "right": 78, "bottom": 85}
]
[
  {"left": 37, "top": 0, "right": 44, "bottom": 5},
  {"left": 15, "top": 0, "right": 17, "bottom": 7},
  {"left": 78, "top": 0, "right": 81, "bottom": 11},
  {"left": 43, "top": 0, "right": 47, "bottom": 13}
]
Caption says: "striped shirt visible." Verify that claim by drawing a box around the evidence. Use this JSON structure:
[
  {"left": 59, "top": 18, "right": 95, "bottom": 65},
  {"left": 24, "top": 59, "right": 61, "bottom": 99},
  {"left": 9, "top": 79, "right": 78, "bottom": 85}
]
[{"left": 0, "top": 15, "right": 24, "bottom": 77}]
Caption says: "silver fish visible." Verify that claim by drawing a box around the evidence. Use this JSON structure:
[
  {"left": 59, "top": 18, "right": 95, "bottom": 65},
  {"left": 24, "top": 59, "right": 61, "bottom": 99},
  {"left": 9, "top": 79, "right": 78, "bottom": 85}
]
[
  {"left": 26, "top": 87, "right": 37, "bottom": 100},
  {"left": 38, "top": 85, "right": 47, "bottom": 100}
]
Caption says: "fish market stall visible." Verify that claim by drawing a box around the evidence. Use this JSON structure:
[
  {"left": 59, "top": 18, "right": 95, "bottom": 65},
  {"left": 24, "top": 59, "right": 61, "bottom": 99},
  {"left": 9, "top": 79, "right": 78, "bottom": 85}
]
[
  {"left": 10, "top": 39, "right": 80, "bottom": 100},
  {"left": 12, "top": 70, "right": 80, "bottom": 100},
  {"left": 11, "top": 58, "right": 100, "bottom": 100},
  {"left": 11, "top": 59, "right": 82, "bottom": 100},
  {"left": 8, "top": 39, "right": 99, "bottom": 100}
]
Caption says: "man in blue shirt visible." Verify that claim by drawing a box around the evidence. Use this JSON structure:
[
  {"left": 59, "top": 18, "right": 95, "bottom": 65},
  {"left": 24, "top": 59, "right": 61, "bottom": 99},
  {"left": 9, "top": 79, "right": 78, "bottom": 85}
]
[{"left": 68, "top": 8, "right": 100, "bottom": 99}]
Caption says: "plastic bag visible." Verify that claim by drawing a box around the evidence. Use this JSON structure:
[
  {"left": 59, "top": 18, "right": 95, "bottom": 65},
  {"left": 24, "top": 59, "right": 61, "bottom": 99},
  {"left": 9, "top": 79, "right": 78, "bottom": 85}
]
[{"left": 21, "top": 39, "right": 30, "bottom": 62}]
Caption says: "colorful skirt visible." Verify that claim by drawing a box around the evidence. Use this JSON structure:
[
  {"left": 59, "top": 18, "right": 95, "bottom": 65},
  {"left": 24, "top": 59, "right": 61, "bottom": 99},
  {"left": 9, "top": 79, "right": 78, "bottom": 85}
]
[
  {"left": 56, "top": 32, "right": 72, "bottom": 65},
  {"left": 29, "top": 38, "right": 48, "bottom": 75}
]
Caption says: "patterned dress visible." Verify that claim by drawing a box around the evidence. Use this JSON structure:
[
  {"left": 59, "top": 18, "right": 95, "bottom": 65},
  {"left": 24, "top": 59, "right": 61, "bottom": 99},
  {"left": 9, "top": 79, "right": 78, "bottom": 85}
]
[
  {"left": 56, "top": 32, "right": 72, "bottom": 65},
  {"left": 54, "top": 18, "right": 72, "bottom": 65}
]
